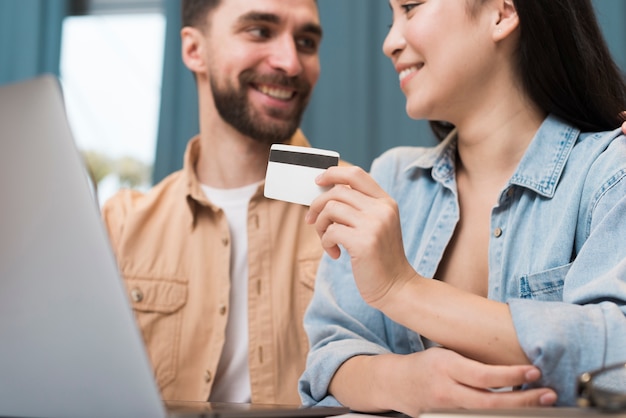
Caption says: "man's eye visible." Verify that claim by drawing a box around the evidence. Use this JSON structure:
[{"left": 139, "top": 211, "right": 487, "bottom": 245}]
[
  {"left": 297, "top": 37, "right": 319, "bottom": 53},
  {"left": 249, "top": 27, "right": 271, "bottom": 38}
]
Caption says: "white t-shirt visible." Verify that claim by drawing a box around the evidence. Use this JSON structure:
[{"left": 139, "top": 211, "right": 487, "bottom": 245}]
[{"left": 201, "top": 182, "right": 260, "bottom": 403}]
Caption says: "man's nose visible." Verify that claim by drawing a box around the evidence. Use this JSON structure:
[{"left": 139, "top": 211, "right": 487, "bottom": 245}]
[{"left": 267, "top": 36, "right": 303, "bottom": 76}]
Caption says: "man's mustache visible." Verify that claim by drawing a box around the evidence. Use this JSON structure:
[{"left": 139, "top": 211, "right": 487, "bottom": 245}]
[{"left": 240, "top": 70, "right": 311, "bottom": 95}]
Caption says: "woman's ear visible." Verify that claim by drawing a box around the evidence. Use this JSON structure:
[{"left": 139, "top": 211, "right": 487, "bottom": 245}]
[
  {"left": 493, "top": 0, "right": 519, "bottom": 41},
  {"left": 181, "top": 27, "right": 207, "bottom": 74}
]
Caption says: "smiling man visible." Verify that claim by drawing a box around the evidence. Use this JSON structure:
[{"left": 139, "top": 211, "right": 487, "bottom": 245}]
[{"left": 102, "top": 0, "right": 323, "bottom": 405}]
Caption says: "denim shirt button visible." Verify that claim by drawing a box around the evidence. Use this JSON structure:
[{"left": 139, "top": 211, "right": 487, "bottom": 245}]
[{"left": 494, "top": 227, "right": 503, "bottom": 238}]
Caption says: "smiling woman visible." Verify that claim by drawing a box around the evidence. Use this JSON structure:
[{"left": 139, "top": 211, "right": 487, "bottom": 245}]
[{"left": 299, "top": 0, "right": 626, "bottom": 416}]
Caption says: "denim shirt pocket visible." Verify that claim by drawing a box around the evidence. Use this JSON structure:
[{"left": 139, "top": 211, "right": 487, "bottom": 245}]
[
  {"left": 518, "top": 262, "right": 571, "bottom": 301},
  {"left": 125, "top": 278, "right": 188, "bottom": 390}
]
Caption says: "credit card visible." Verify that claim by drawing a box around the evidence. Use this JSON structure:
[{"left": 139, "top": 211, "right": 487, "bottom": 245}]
[{"left": 264, "top": 144, "right": 340, "bottom": 206}]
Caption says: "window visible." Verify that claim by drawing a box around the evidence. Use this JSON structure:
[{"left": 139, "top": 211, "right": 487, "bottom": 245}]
[{"left": 60, "top": 6, "right": 165, "bottom": 205}]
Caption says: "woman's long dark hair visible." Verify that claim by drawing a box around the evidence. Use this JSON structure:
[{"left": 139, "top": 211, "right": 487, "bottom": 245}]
[{"left": 431, "top": 0, "right": 626, "bottom": 140}]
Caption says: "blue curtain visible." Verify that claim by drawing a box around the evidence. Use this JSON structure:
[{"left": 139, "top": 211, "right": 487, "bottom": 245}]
[
  {"left": 0, "top": 0, "right": 68, "bottom": 85},
  {"left": 153, "top": 0, "right": 199, "bottom": 184},
  {"left": 593, "top": 0, "right": 626, "bottom": 73},
  {"left": 300, "top": 0, "right": 435, "bottom": 170},
  {"left": 153, "top": 0, "right": 626, "bottom": 182}
]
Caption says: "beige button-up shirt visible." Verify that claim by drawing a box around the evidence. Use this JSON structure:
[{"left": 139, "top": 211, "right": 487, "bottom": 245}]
[{"left": 102, "top": 131, "right": 322, "bottom": 404}]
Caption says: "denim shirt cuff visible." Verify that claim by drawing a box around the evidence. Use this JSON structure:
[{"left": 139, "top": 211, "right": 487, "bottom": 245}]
[
  {"left": 509, "top": 299, "right": 607, "bottom": 406},
  {"left": 299, "top": 340, "right": 390, "bottom": 406}
]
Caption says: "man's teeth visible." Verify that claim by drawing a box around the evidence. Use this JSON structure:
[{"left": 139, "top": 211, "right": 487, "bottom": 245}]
[
  {"left": 399, "top": 66, "right": 419, "bottom": 82},
  {"left": 258, "top": 85, "right": 293, "bottom": 100}
]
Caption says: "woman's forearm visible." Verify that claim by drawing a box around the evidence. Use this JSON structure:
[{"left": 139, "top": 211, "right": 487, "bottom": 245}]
[
  {"left": 379, "top": 275, "right": 530, "bottom": 366},
  {"left": 329, "top": 354, "right": 402, "bottom": 413}
]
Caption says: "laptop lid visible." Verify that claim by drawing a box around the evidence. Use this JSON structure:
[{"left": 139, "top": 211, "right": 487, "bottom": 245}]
[
  {"left": 0, "top": 75, "right": 352, "bottom": 418},
  {"left": 0, "top": 75, "right": 166, "bottom": 418}
]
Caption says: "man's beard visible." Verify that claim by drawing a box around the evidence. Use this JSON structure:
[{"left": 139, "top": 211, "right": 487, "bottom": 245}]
[{"left": 210, "top": 70, "right": 312, "bottom": 144}]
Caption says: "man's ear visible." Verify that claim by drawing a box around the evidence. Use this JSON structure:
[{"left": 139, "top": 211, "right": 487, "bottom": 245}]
[
  {"left": 493, "top": 0, "right": 519, "bottom": 41},
  {"left": 181, "top": 27, "right": 207, "bottom": 74}
]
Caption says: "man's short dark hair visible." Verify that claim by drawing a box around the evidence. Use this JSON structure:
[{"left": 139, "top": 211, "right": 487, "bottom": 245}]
[
  {"left": 181, "top": 0, "right": 318, "bottom": 29},
  {"left": 181, "top": 0, "right": 220, "bottom": 29}
]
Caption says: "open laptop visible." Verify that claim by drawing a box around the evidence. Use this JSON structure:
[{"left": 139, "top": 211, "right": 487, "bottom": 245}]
[{"left": 0, "top": 75, "right": 350, "bottom": 418}]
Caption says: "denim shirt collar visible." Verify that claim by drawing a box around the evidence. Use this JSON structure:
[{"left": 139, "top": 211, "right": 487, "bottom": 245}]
[
  {"left": 404, "top": 114, "right": 580, "bottom": 198},
  {"left": 404, "top": 129, "right": 457, "bottom": 186}
]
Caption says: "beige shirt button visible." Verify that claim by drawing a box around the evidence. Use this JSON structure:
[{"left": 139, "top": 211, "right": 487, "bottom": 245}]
[
  {"left": 204, "top": 370, "right": 212, "bottom": 383},
  {"left": 130, "top": 288, "right": 144, "bottom": 303},
  {"left": 494, "top": 227, "right": 503, "bottom": 238},
  {"left": 219, "top": 305, "right": 227, "bottom": 315}
]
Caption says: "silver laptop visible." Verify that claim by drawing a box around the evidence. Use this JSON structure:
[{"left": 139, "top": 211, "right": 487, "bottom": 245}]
[{"left": 0, "top": 75, "right": 349, "bottom": 418}]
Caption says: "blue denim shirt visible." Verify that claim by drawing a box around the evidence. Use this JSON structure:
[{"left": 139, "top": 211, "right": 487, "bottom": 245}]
[{"left": 299, "top": 115, "right": 626, "bottom": 407}]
